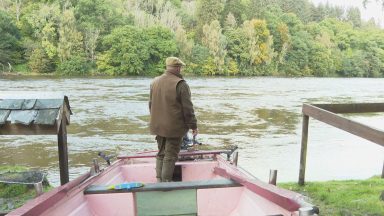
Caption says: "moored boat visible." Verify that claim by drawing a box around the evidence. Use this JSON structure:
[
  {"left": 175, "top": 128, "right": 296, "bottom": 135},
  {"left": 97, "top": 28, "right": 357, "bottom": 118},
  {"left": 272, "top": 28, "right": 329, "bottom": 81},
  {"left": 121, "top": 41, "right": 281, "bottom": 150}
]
[{"left": 8, "top": 150, "right": 318, "bottom": 216}]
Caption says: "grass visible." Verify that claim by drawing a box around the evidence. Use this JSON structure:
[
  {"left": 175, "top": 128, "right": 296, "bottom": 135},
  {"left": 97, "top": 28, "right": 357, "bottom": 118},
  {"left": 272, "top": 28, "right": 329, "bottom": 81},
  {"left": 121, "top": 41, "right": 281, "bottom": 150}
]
[
  {"left": 279, "top": 176, "right": 384, "bottom": 216},
  {"left": 0, "top": 166, "right": 52, "bottom": 213}
]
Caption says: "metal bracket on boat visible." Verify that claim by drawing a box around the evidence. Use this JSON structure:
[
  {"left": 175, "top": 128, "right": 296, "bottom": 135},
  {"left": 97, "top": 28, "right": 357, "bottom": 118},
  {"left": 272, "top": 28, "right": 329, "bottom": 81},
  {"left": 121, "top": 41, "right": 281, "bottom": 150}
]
[
  {"left": 98, "top": 152, "right": 115, "bottom": 166},
  {"left": 225, "top": 145, "right": 238, "bottom": 161},
  {"left": 295, "top": 197, "right": 320, "bottom": 216}
]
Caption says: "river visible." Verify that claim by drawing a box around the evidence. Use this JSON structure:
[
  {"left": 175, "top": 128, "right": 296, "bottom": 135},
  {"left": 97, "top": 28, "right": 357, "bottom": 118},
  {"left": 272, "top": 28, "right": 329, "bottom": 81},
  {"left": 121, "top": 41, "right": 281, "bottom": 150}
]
[{"left": 1, "top": 77, "right": 383, "bottom": 186}]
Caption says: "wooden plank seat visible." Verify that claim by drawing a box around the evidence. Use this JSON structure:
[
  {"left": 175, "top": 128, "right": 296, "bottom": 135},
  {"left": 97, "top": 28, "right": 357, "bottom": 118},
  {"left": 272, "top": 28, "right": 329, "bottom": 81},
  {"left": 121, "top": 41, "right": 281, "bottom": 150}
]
[{"left": 84, "top": 179, "right": 241, "bottom": 195}]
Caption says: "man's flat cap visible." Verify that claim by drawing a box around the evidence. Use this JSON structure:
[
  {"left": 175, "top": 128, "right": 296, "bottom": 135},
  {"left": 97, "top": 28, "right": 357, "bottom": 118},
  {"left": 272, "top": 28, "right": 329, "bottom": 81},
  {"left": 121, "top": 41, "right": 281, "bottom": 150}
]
[{"left": 166, "top": 57, "right": 186, "bottom": 66}]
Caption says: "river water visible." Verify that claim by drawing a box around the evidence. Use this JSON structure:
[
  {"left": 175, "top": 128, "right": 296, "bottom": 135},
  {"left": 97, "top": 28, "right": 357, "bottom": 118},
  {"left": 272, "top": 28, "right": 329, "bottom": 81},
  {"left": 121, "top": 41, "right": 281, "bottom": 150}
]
[{"left": 1, "top": 77, "right": 383, "bottom": 186}]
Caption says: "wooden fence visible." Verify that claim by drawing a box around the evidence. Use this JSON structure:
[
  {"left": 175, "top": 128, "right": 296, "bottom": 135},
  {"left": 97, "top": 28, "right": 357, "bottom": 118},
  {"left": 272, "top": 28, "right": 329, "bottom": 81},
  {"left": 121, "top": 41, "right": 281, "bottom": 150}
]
[{"left": 299, "top": 103, "right": 384, "bottom": 185}]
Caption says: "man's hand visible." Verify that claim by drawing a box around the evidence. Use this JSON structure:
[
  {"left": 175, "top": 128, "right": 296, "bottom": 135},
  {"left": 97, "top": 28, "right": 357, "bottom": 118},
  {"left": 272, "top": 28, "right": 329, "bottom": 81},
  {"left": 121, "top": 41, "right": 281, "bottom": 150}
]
[{"left": 192, "top": 128, "right": 199, "bottom": 136}]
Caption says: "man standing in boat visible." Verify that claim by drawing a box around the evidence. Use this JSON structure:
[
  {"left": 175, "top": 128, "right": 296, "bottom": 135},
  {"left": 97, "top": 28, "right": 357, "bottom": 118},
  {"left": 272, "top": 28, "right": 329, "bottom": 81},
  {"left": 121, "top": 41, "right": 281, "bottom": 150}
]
[{"left": 149, "top": 57, "right": 198, "bottom": 182}]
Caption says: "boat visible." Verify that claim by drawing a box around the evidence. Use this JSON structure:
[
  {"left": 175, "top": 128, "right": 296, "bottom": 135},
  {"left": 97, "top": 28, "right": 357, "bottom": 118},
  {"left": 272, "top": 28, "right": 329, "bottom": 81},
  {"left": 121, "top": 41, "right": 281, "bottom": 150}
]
[{"left": 8, "top": 149, "right": 319, "bottom": 216}]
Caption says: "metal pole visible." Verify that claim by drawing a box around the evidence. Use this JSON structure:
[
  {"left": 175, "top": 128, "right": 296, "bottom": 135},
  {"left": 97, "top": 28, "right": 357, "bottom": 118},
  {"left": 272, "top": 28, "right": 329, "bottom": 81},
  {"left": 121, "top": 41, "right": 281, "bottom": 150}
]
[
  {"left": 299, "top": 115, "right": 309, "bottom": 185},
  {"left": 269, "top": 169, "right": 277, "bottom": 185}
]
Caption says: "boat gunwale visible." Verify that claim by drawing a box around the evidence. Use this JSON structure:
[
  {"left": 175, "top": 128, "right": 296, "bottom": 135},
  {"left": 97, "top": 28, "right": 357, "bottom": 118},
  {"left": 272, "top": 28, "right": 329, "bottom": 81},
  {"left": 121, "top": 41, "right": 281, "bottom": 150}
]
[{"left": 7, "top": 159, "right": 125, "bottom": 216}]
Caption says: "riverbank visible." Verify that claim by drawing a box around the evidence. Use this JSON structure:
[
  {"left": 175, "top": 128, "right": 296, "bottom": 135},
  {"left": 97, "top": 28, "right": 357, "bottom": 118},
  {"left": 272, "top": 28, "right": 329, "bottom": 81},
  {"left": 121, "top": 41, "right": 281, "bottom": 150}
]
[
  {"left": 0, "top": 166, "right": 51, "bottom": 214},
  {"left": 0, "top": 71, "right": 370, "bottom": 78},
  {"left": 279, "top": 176, "right": 384, "bottom": 215}
]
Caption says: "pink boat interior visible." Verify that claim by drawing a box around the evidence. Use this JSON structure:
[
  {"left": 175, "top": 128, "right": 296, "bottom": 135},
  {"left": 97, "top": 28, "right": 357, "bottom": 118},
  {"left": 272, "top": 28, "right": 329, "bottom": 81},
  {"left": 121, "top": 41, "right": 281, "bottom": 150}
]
[{"left": 9, "top": 152, "right": 311, "bottom": 216}]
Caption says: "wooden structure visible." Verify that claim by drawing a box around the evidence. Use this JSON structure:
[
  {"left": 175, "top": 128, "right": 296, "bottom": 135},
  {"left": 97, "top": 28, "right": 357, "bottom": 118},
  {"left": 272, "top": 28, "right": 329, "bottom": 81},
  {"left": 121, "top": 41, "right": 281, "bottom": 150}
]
[
  {"left": 299, "top": 103, "right": 384, "bottom": 185},
  {"left": 0, "top": 92, "right": 72, "bottom": 185}
]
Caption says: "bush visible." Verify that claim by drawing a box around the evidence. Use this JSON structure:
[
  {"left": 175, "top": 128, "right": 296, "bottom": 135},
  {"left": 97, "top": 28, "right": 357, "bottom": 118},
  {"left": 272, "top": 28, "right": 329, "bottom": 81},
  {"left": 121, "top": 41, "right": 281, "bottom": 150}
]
[
  {"left": 57, "top": 56, "right": 90, "bottom": 76},
  {"left": 28, "top": 48, "right": 55, "bottom": 73}
]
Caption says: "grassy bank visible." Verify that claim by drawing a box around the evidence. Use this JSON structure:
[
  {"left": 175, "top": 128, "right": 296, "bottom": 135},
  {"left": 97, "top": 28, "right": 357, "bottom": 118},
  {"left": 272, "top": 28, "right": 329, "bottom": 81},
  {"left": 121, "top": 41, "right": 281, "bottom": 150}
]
[
  {"left": 0, "top": 166, "right": 51, "bottom": 214},
  {"left": 279, "top": 176, "right": 384, "bottom": 216}
]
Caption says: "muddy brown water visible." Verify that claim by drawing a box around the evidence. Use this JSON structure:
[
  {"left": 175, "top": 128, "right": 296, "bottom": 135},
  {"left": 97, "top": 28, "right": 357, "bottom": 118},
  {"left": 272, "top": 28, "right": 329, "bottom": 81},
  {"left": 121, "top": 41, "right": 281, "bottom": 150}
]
[{"left": 1, "top": 77, "right": 384, "bottom": 186}]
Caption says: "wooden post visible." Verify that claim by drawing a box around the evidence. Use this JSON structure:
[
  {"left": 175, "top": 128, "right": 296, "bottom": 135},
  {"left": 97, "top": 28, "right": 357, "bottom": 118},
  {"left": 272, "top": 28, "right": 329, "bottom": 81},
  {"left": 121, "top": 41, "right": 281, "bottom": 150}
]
[
  {"left": 382, "top": 160, "right": 384, "bottom": 179},
  {"left": 58, "top": 116, "right": 69, "bottom": 185},
  {"left": 299, "top": 115, "right": 309, "bottom": 185},
  {"left": 34, "top": 182, "right": 43, "bottom": 197},
  {"left": 269, "top": 169, "right": 277, "bottom": 185},
  {"left": 233, "top": 151, "right": 238, "bottom": 166}
]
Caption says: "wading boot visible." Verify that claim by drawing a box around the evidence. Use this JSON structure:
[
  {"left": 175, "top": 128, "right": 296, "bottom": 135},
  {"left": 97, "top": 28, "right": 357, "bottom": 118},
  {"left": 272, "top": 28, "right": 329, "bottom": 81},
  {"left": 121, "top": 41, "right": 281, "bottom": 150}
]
[
  {"left": 156, "top": 158, "right": 163, "bottom": 182},
  {"left": 161, "top": 160, "right": 176, "bottom": 182}
]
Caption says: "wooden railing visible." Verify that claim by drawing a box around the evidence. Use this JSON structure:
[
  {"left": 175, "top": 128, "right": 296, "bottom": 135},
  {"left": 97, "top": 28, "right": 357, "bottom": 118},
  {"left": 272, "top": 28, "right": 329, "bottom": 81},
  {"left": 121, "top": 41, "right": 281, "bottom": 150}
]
[{"left": 299, "top": 103, "right": 384, "bottom": 185}]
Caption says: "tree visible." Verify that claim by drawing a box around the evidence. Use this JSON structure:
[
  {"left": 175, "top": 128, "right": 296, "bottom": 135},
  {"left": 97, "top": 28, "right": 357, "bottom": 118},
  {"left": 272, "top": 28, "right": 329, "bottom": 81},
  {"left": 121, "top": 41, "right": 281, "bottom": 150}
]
[
  {"left": 221, "top": 0, "right": 245, "bottom": 25},
  {"left": 225, "top": 26, "right": 248, "bottom": 68},
  {"left": 242, "top": 19, "right": 274, "bottom": 66},
  {"left": 74, "top": 0, "right": 126, "bottom": 35},
  {"left": 57, "top": 55, "right": 90, "bottom": 76},
  {"left": 196, "top": 0, "right": 223, "bottom": 40},
  {"left": 83, "top": 25, "right": 99, "bottom": 62},
  {"left": 58, "top": 7, "right": 83, "bottom": 62},
  {"left": 97, "top": 26, "right": 149, "bottom": 75},
  {"left": 0, "top": 11, "right": 23, "bottom": 67},
  {"left": 284, "top": 30, "right": 312, "bottom": 76},
  {"left": 185, "top": 44, "right": 210, "bottom": 75},
  {"left": 261, "top": 7, "right": 291, "bottom": 73},
  {"left": 24, "top": 3, "right": 60, "bottom": 59},
  {"left": 28, "top": 47, "right": 55, "bottom": 73},
  {"left": 97, "top": 25, "right": 177, "bottom": 75},
  {"left": 202, "top": 20, "right": 227, "bottom": 75},
  {"left": 278, "top": 0, "right": 312, "bottom": 23},
  {"left": 346, "top": 7, "right": 362, "bottom": 27},
  {"left": 143, "top": 26, "right": 178, "bottom": 74},
  {"left": 175, "top": 26, "right": 193, "bottom": 60},
  {"left": 246, "top": 0, "right": 279, "bottom": 20},
  {"left": 224, "top": 12, "right": 237, "bottom": 30}
]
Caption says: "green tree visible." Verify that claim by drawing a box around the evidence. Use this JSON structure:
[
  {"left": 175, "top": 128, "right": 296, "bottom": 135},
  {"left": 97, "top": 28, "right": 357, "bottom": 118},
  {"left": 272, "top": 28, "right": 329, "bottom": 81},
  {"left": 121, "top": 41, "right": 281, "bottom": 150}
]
[
  {"left": 346, "top": 7, "right": 362, "bottom": 28},
  {"left": 196, "top": 0, "right": 223, "bottom": 40},
  {"left": 175, "top": 26, "right": 193, "bottom": 60},
  {"left": 221, "top": 0, "right": 245, "bottom": 25},
  {"left": 337, "top": 50, "right": 366, "bottom": 77},
  {"left": 186, "top": 44, "right": 210, "bottom": 75},
  {"left": 246, "top": 0, "right": 279, "bottom": 19},
  {"left": 261, "top": 7, "right": 291, "bottom": 74},
  {"left": 202, "top": 20, "right": 227, "bottom": 75},
  {"left": 24, "top": 3, "right": 60, "bottom": 60},
  {"left": 74, "top": 0, "right": 124, "bottom": 35},
  {"left": 28, "top": 47, "right": 55, "bottom": 73},
  {"left": 97, "top": 25, "right": 177, "bottom": 75},
  {"left": 57, "top": 55, "right": 90, "bottom": 76},
  {"left": 242, "top": 19, "right": 274, "bottom": 66},
  {"left": 97, "top": 26, "right": 149, "bottom": 75},
  {"left": 0, "top": 11, "right": 23, "bottom": 67},
  {"left": 225, "top": 27, "right": 248, "bottom": 68},
  {"left": 284, "top": 30, "right": 312, "bottom": 76},
  {"left": 58, "top": 7, "right": 83, "bottom": 62},
  {"left": 277, "top": 0, "right": 312, "bottom": 23},
  {"left": 143, "top": 26, "right": 178, "bottom": 74}
]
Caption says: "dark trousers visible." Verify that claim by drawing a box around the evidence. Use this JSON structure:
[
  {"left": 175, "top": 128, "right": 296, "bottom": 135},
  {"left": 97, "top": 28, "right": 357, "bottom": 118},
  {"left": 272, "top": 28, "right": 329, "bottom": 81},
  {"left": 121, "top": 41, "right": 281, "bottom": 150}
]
[{"left": 156, "top": 136, "right": 182, "bottom": 182}]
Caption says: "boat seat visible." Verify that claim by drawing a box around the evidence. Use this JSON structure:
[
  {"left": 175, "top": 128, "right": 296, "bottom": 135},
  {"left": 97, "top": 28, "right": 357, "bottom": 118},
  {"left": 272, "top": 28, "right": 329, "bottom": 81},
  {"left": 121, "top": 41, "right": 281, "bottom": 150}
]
[{"left": 84, "top": 178, "right": 241, "bottom": 195}]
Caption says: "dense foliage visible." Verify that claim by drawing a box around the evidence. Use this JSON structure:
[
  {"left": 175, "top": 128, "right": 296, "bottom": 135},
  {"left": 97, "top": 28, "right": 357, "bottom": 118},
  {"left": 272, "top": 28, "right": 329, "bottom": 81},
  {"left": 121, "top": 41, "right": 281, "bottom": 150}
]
[{"left": 0, "top": 0, "right": 383, "bottom": 77}]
